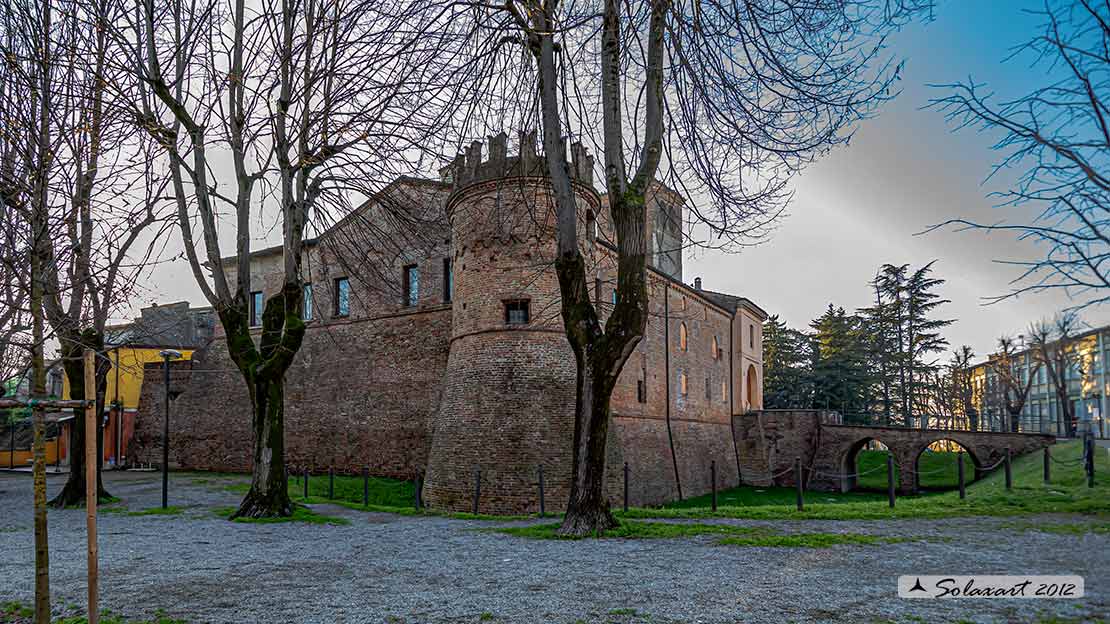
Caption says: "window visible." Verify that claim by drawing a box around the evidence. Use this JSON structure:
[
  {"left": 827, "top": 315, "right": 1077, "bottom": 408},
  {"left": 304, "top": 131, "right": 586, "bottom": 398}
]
[
  {"left": 679, "top": 322, "right": 688, "bottom": 351},
  {"left": 611, "top": 290, "right": 618, "bottom": 306},
  {"left": 712, "top": 336, "right": 719, "bottom": 359},
  {"left": 505, "top": 299, "right": 530, "bottom": 324},
  {"left": 334, "top": 277, "right": 350, "bottom": 316},
  {"left": 637, "top": 379, "right": 646, "bottom": 403},
  {"left": 679, "top": 371, "right": 688, "bottom": 396},
  {"left": 250, "top": 291, "right": 263, "bottom": 327},
  {"left": 720, "top": 380, "right": 727, "bottom": 402},
  {"left": 443, "top": 258, "right": 453, "bottom": 303},
  {"left": 750, "top": 324, "right": 755, "bottom": 349},
  {"left": 681, "top": 297, "right": 687, "bottom": 311},
  {"left": 302, "top": 284, "right": 313, "bottom": 321},
  {"left": 705, "top": 375, "right": 712, "bottom": 400},
  {"left": 403, "top": 264, "right": 420, "bottom": 307}
]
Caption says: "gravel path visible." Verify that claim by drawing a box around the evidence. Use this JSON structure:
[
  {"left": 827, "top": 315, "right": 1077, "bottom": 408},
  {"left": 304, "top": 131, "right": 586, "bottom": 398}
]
[{"left": 0, "top": 471, "right": 1105, "bottom": 624}]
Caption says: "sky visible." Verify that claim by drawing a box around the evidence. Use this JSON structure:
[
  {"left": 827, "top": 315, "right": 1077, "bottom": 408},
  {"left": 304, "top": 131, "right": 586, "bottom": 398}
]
[
  {"left": 687, "top": 0, "right": 1108, "bottom": 358},
  {"left": 132, "top": 0, "right": 1102, "bottom": 361}
]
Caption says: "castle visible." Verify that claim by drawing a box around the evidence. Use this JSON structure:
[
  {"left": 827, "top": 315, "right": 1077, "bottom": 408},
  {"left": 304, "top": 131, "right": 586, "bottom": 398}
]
[{"left": 132, "top": 133, "right": 767, "bottom": 513}]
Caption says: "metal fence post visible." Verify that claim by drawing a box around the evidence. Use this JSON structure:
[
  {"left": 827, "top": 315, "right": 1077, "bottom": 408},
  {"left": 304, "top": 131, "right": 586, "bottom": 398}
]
[
  {"left": 328, "top": 467, "right": 335, "bottom": 499},
  {"left": 363, "top": 467, "right": 369, "bottom": 507},
  {"left": 1044, "top": 447, "right": 1050, "bottom": 485},
  {"left": 794, "top": 457, "right": 803, "bottom": 511},
  {"left": 303, "top": 468, "right": 309, "bottom": 499},
  {"left": 1088, "top": 436, "right": 1096, "bottom": 488},
  {"left": 623, "top": 462, "right": 629, "bottom": 513},
  {"left": 472, "top": 467, "right": 481, "bottom": 515},
  {"left": 1004, "top": 448, "right": 1012, "bottom": 490},
  {"left": 886, "top": 453, "right": 895, "bottom": 509},
  {"left": 957, "top": 452, "right": 965, "bottom": 500},
  {"left": 537, "top": 465, "right": 545, "bottom": 517},
  {"left": 415, "top": 471, "right": 423, "bottom": 510},
  {"left": 711, "top": 460, "right": 717, "bottom": 512}
]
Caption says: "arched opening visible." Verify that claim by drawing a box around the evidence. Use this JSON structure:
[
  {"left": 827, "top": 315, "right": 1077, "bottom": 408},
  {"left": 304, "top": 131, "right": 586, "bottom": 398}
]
[
  {"left": 912, "top": 439, "right": 981, "bottom": 492},
  {"left": 679, "top": 322, "right": 688, "bottom": 351},
  {"left": 745, "top": 364, "right": 759, "bottom": 410},
  {"left": 841, "top": 437, "right": 899, "bottom": 493}
]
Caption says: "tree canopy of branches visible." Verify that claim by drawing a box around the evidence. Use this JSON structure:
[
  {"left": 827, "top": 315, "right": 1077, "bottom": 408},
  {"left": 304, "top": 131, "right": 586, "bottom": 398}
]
[
  {"left": 1, "top": 0, "right": 173, "bottom": 508},
  {"left": 932, "top": 0, "right": 1110, "bottom": 309},
  {"left": 987, "top": 335, "right": 1042, "bottom": 432},
  {"left": 444, "top": 0, "right": 931, "bottom": 536},
  {"left": 1029, "top": 312, "right": 1085, "bottom": 436},
  {"left": 113, "top": 0, "right": 453, "bottom": 517}
]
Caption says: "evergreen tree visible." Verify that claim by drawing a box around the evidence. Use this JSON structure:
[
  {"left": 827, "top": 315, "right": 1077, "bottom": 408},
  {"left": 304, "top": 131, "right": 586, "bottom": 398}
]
[
  {"left": 762, "top": 315, "right": 813, "bottom": 409},
  {"left": 810, "top": 305, "right": 873, "bottom": 417}
]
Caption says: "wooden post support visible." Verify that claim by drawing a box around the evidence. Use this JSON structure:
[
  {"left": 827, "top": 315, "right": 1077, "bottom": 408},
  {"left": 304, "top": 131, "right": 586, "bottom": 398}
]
[
  {"left": 537, "top": 465, "right": 545, "bottom": 518},
  {"left": 363, "top": 467, "right": 369, "bottom": 507},
  {"left": 303, "top": 468, "right": 309, "bottom": 499},
  {"left": 886, "top": 453, "right": 895, "bottom": 509},
  {"left": 711, "top": 460, "right": 717, "bottom": 512},
  {"left": 794, "top": 457, "right": 803, "bottom": 512},
  {"left": 415, "top": 471, "right": 423, "bottom": 510},
  {"left": 1044, "top": 447, "right": 1050, "bottom": 485},
  {"left": 328, "top": 467, "right": 334, "bottom": 499},
  {"left": 1004, "top": 448, "right": 1012, "bottom": 490},
  {"left": 957, "top": 452, "right": 966, "bottom": 500},
  {"left": 1088, "top": 436, "right": 1096, "bottom": 488},
  {"left": 472, "top": 467, "right": 481, "bottom": 515},
  {"left": 623, "top": 462, "right": 629, "bottom": 513},
  {"left": 84, "top": 350, "right": 99, "bottom": 624}
]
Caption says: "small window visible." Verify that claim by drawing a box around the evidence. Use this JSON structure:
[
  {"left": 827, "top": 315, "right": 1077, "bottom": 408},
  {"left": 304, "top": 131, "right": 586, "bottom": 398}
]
[
  {"left": 750, "top": 324, "right": 755, "bottom": 349},
  {"left": 250, "top": 291, "right": 263, "bottom": 327},
  {"left": 403, "top": 264, "right": 420, "bottom": 307},
  {"left": 679, "top": 322, "right": 688, "bottom": 351},
  {"left": 443, "top": 258, "right": 453, "bottom": 303},
  {"left": 302, "top": 284, "right": 313, "bottom": 321},
  {"left": 712, "top": 336, "right": 719, "bottom": 359},
  {"left": 505, "top": 299, "right": 530, "bottom": 324},
  {"left": 334, "top": 277, "right": 350, "bottom": 316},
  {"left": 705, "top": 375, "right": 712, "bottom": 400},
  {"left": 681, "top": 297, "right": 687, "bottom": 311},
  {"left": 611, "top": 290, "right": 618, "bottom": 306},
  {"left": 720, "top": 380, "right": 727, "bottom": 402},
  {"left": 637, "top": 379, "right": 646, "bottom": 403},
  {"left": 679, "top": 371, "right": 688, "bottom": 396}
]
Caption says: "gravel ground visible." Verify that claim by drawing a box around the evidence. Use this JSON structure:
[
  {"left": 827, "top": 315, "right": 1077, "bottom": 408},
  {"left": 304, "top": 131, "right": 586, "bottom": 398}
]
[{"left": 0, "top": 470, "right": 1106, "bottom": 624}]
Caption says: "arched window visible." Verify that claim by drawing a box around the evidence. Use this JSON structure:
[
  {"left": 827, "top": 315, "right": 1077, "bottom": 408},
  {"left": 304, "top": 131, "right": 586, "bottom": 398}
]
[
  {"left": 679, "top": 322, "right": 688, "bottom": 351},
  {"left": 711, "top": 336, "right": 719, "bottom": 359},
  {"left": 679, "top": 371, "right": 688, "bottom": 396}
]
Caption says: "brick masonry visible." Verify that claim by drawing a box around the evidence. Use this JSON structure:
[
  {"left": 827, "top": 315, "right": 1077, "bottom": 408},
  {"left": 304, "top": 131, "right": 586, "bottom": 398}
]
[
  {"left": 732, "top": 410, "right": 1056, "bottom": 493},
  {"left": 133, "top": 135, "right": 769, "bottom": 514}
]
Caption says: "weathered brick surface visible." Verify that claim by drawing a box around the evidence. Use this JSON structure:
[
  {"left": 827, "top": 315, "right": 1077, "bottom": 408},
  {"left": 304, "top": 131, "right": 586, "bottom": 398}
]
[
  {"left": 732, "top": 410, "right": 1056, "bottom": 493},
  {"left": 134, "top": 139, "right": 768, "bottom": 515}
]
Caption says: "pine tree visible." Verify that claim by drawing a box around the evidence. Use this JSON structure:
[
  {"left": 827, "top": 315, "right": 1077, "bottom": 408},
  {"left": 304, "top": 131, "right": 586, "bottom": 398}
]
[
  {"left": 810, "top": 305, "right": 873, "bottom": 417},
  {"left": 762, "top": 315, "right": 813, "bottom": 408}
]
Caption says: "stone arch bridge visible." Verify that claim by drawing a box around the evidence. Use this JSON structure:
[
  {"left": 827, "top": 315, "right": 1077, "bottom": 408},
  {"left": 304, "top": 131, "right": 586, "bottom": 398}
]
[{"left": 732, "top": 411, "right": 1056, "bottom": 494}]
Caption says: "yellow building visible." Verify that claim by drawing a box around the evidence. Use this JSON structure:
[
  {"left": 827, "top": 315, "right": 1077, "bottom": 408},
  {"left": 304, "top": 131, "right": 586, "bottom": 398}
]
[{"left": 57, "top": 302, "right": 215, "bottom": 466}]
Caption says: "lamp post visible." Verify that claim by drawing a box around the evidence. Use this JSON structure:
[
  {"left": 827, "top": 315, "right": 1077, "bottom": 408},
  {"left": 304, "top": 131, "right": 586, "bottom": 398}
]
[{"left": 159, "top": 350, "right": 182, "bottom": 508}]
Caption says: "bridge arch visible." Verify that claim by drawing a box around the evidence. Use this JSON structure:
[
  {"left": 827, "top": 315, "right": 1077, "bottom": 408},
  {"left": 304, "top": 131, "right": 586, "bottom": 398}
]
[
  {"left": 911, "top": 436, "right": 983, "bottom": 491},
  {"left": 838, "top": 436, "right": 900, "bottom": 493}
]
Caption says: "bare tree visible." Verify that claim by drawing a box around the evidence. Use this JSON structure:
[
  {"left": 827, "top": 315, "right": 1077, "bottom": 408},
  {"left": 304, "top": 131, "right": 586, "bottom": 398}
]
[
  {"left": 988, "top": 335, "right": 1042, "bottom": 433},
  {"left": 2, "top": 0, "right": 174, "bottom": 507},
  {"left": 949, "top": 345, "right": 978, "bottom": 431},
  {"left": 931, "top": 0, "right": 1110, "bottom": 309},
  {"left": 114, "top": 0, "right": 451, "bottom": 517},
  {"left": 1029, "top": 313, "right": 1083, "bottom": 436},
  {"left": 444, "top": 0, "right": 930, "bottom": 535}
]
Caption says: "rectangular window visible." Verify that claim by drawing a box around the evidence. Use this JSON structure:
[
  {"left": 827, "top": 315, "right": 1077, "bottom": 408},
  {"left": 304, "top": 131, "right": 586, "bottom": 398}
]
[
  {"left": 705, "top": 375, "right": 712, "bottom": 400},
  {"left": 750, "top": 324, "right": 755, "bottom": 349},
  {"left": 403, "top": 264, "right": 420, "bottom": 307},
  {"left": 302, "top": 284, "right": 313, "bottom": 321},
  {"left": 334, "top": 277, "right": 350, "bottom": 317},
  {"left": 637, "top": 379, "right": 646, "bottom": 403},
  {"left": 443, "top": 258, "right": 453, "bottom": 303},
  {"left": 250, "top": 291, "right": 263, "bottom": 327},
  {"left": 505, "top": 299, "right": 530, "bottom": 324},
  {"left": 679, "top": 371, "right": 688, "bottom": 396}
]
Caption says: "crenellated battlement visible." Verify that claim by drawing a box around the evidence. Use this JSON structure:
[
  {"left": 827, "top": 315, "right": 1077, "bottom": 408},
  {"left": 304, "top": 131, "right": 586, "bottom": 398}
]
[{"left": 440, "top": 130, "right": 595, "bottom": 189}]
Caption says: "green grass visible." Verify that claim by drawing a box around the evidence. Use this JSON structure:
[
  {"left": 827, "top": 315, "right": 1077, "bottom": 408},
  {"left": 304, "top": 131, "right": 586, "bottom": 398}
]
[
  {"left": 1, "top": 603, "right": 185, "bottom": 624},
  {"left": 1002, "top": 520, "right": 1110, "bottom": 535},
  {"left": 619, "top": 440, "right": 1109, "bottom": 521},
  {"left": 285, "top": 472, "right": 415, "bottom": 509},
  {"left": 494, "top": 520, "right": 922, "bottom": 548},
  {"left": 856, "top": 449, "right": 967, "bottom": 490},
  {"left": 665, "top": 482, "right": 888, "bottom": 508},
  {"left": 212, "top": 503, "right": 350, "bottom": 525},
  {"left": 1, "top": 601, "right": 32, "bottom": 619}
]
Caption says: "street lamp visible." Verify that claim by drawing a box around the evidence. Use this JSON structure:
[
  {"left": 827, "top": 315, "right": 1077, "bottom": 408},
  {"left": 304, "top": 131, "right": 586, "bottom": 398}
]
[{"left": 159, "top": 349, "right": 182, "bottom": 508}]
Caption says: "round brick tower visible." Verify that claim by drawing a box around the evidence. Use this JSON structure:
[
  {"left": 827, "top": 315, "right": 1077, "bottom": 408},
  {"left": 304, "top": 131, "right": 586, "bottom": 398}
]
[{"left": 423, "top": 131, "right": 601, "bottom": 514}]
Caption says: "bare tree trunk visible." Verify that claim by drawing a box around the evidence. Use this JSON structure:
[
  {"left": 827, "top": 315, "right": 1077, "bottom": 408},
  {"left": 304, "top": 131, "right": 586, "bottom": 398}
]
[{"left": 50, "top": 334, "right": 112, "bottom": 507}]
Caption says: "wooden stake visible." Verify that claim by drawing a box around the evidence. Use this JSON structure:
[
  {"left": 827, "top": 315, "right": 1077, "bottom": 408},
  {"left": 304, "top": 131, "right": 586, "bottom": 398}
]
[{"left": 84, "top": 349, "right": 98, "bottom": 624}]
